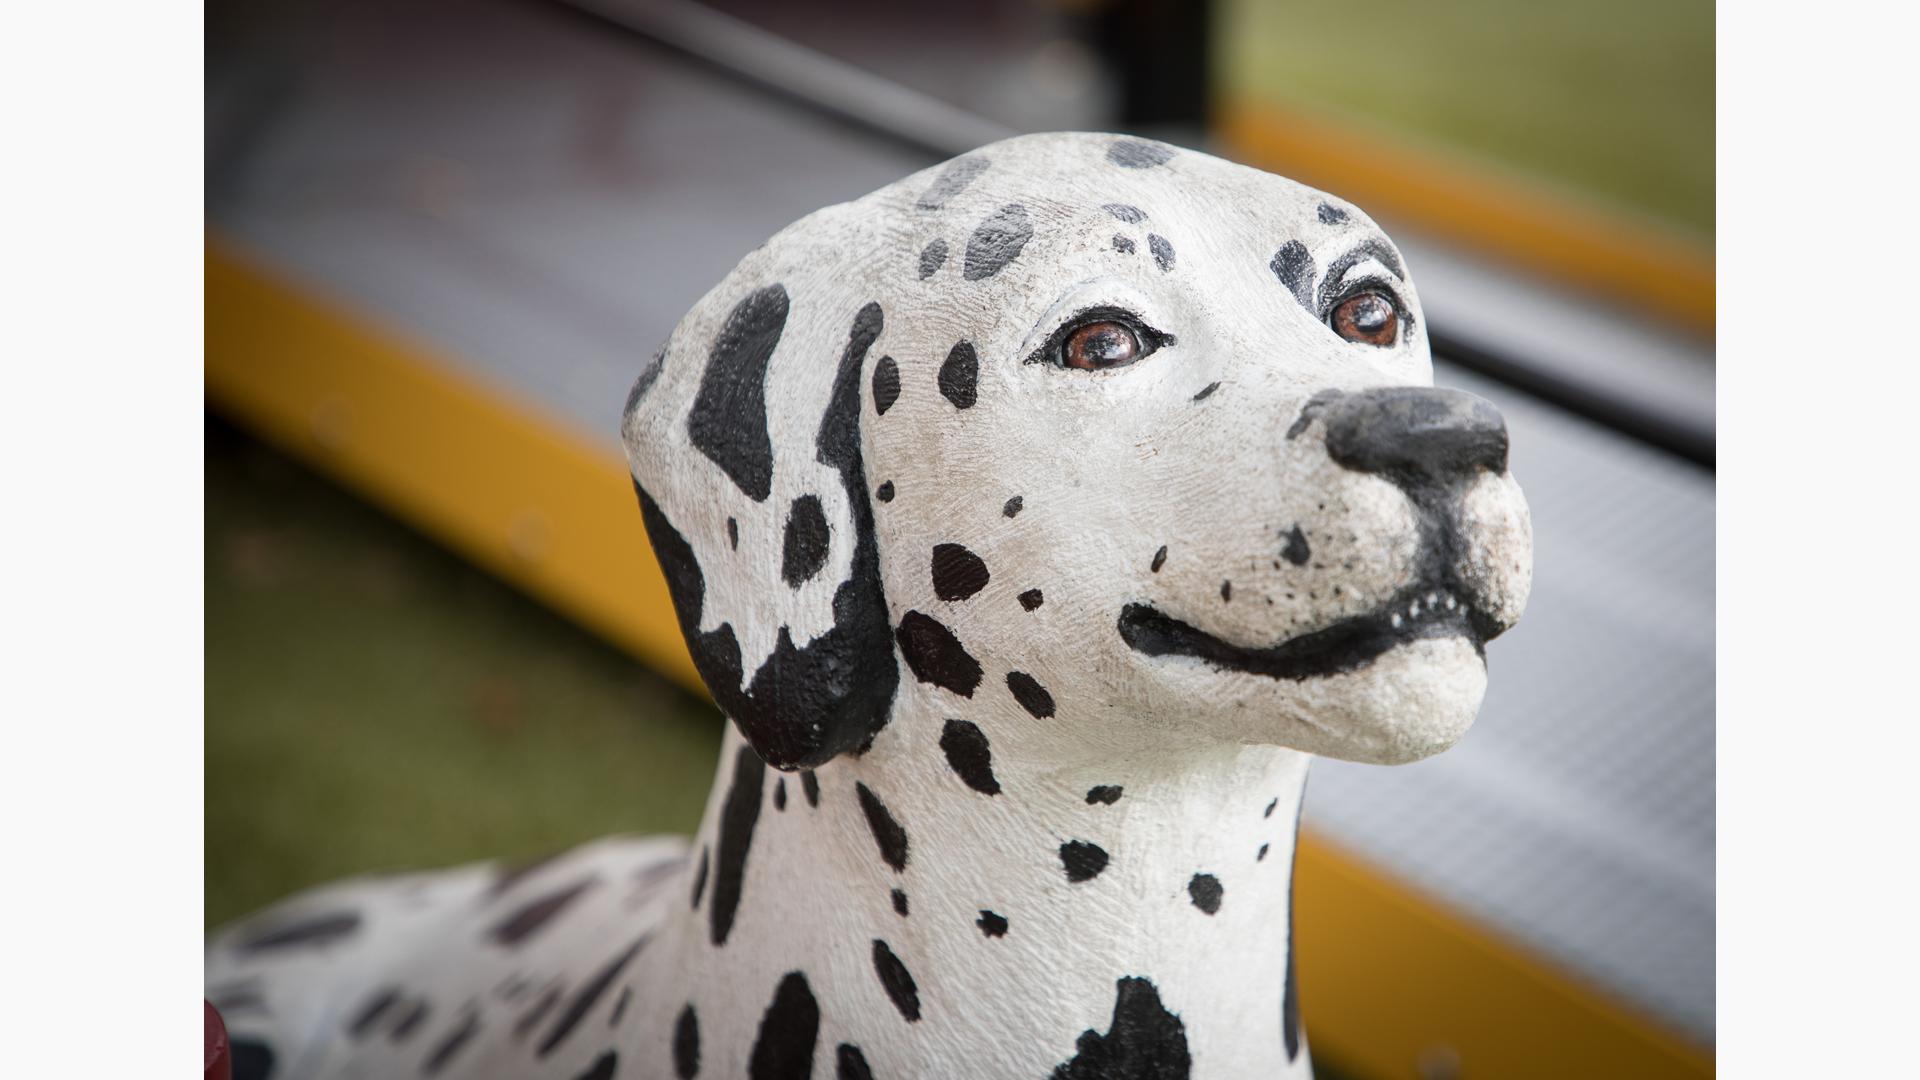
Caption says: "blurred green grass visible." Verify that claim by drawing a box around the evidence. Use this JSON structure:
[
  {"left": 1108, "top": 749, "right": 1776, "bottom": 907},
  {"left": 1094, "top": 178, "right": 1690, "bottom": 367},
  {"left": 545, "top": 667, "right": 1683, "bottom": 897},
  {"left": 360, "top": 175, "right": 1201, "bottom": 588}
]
[
  {"left": 204, "top": 415, "right": 722, "bottom": 928},
  {"left": 1220, "top": 0, "right": 1714, "bottom": 237}
]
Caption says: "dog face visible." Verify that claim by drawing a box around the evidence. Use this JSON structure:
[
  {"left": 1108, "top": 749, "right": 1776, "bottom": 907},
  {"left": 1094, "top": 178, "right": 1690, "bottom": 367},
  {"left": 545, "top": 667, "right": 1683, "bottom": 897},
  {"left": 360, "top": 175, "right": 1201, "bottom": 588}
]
[{"left": 623, "top": 132, "right": 1531, "bottom": 769}]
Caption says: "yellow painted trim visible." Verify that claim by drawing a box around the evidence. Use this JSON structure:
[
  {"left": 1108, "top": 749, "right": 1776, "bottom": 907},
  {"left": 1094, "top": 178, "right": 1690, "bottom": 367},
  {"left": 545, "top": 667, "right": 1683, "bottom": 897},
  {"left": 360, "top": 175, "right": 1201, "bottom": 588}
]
[
  {"left": 206, "top": 234, "right": 1711, "bottom": 1079},
  {"left": 1217, "top": 99, "right": 1716, "bottom": 339}
]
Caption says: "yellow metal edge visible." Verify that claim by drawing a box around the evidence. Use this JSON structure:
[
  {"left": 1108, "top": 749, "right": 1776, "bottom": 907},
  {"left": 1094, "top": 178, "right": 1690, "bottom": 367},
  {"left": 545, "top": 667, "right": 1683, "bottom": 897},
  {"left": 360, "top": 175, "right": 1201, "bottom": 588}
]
[
  {"left": 205, "top": 233, "right": 1712, "bottom": 1079},
  {"left": 1216, "top": 98, "right": 1716, "bottom": 340}
]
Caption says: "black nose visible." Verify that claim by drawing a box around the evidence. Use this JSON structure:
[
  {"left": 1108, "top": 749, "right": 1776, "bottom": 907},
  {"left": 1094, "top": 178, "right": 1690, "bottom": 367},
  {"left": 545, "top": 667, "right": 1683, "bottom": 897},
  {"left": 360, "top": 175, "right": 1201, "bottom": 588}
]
[{"left": 1319, "top": 387, "right": 1509, "bottom": 489}]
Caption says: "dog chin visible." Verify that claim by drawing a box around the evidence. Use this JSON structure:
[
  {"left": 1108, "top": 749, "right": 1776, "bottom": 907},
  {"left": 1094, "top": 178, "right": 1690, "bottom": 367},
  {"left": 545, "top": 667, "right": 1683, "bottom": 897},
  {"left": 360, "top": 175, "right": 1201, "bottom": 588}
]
[{"left": 1276, "top": 636, "right": 1489, "bottom": 764}]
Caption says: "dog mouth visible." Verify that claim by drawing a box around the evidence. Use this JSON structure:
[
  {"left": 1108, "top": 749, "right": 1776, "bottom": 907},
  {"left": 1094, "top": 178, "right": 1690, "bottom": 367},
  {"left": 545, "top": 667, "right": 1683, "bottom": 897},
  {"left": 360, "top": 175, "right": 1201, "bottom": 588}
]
[{"left": 1117, "top": 577, "right": 1508, "bottom": 682}]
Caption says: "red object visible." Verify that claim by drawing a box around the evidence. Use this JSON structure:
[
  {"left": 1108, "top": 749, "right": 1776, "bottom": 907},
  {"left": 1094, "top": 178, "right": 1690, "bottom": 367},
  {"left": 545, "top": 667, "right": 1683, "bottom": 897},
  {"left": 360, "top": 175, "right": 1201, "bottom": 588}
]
[{"left": 205, "top": 1000, "right": 232, "bottom": 1080}]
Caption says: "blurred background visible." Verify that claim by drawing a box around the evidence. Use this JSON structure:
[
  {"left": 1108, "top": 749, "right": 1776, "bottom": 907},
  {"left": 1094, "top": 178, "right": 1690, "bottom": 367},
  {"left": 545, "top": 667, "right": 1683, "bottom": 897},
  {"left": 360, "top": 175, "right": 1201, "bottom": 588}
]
[{"left": 205, "top": 1, "right": 1714, "bottom": 1077}]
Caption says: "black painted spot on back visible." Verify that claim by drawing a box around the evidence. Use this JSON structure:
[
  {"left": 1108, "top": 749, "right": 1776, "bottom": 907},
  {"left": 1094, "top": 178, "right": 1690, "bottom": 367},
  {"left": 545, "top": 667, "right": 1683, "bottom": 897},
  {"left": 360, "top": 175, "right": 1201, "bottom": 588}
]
[
  {"left": 964, "top": 204, "right": 1033, "bottom": 280},
  {"left": 1187, "top": 873, "right": 1223, "bottom": 915},
  {"left": 1107, "top": 139, "right": 1176, "bottom": 168},
  {"left": 876, "top": 481, "right": 894, "bottom": 502},
  {"left": 855, "top": 781, "right": 910, "bottom": 871},
  {"left": 390, "top": 1000, "right": 430, "bottom": 1041},
  {"left": 872, "top": 355, "right": 900, "bottom": 415},
  {"left": 230, "top": 1038, "right": 276, "bottom": 1080},
  {"left": 1113, "top": 235, "right": 1136, "bottom": 255},
  {"left": 780, "top": 495, "right": 830, "bottom": 587},
  {"left": 1050, "top": 976, "right": 1190, "bottom": 1080},
  {"left": 1086, "top": 785, "right": 1123, "bottom": 805},
  {"left": 1103, "top": 203, "right": 1147, "bottom": 224},
  {"left": 1150, "top": 546, "right": 1167, "bottom": 572},
  {"left": 610, "top": 986, "right": 632, "bottom": 1026},
  {"left": 1220, "top": 580, "right": 1232, "bottom": 603},
  {"left": 1019, "top": 588, "right": 1044, "bottom": 612},
  {"left": 939, "top": 719, "right": 1001, "bottom": 795},
  {"left": 1148, "top": 234, "right": 1175, "bottom": 272},
  {"left": 1270, "top": 241, "right": 1316, "bottom": 313},
  {"left": 537, "top": 936, "right": 648, "bottom": 1057},
  {"left": 235, "top": 910, "right": 360, "bottom": 953},
  {"left": 1264, "top": 798, "right": 1278, "bottom": 818},
  {"left": 917, "top": 156, "right": 990, "bottom": 210},
  {"left": 918, "top": 239, "right": 948, "bottom": 279},
  {"left": 711, "top": 746, "right": 766, "bottom": 945},
  {"left": 1257, "top": 843, "right": 1269, "bottom": 861},
  {"left": 348, "top": 987, "right": 399, "bottom": 1039},
  {"left": 1060, "top": 840, "right": 1109, "bottom": 883},
  {"left": 423, "top": 1009, "right": 479, "bottom": 1074},
  {"left": 749, "top": 972, "right": 820, "bottom": 1080},
  {"left": 688, "top": 285, "right": 787, "bottom": 501},
  {"left": 490, "top": 877, "right": 596, "bottom": 947},
  {"left": 938, "top": 341, "right": 979, "bottom": 408},
  {"left": 1006, "top": 671, "right": 1056, "bottom": 718},
  {"left": 690, "top": 845, "right": 709, "bottom": 909},
  {"left": 774, "top": 777, "right": 788, "bottom": 811},
  {"left": 636, "top": 302, "right": 898, "bottom": 769},
  {"left": 895, "top": 610, "right": 982, "bottom": 697},
  {"left": 1003, "top": 494, "right": 1023, "bottom": 517},
  {"left": 1318, "top": 202, "right": 1349, "bottom": 225},
  {"left": 892, "top": 888, "right": 910, "bottom": 916},
  {"left": 727, "top": 518, "right": 739, "bottom": 550},
  {"left": 977, "top": 910, "right": 1009, "bottom": 937},
  {"left": 1282, "top": 526, "right": 1310, "bottom": 566},
  {"left": 837, "top": 1044, "right": 875, "bottom": 1080},
  {"left": 674, "top": 1004, "right": 700, "bottom": 1078},
  {"left": 1191, "top": 381, "right": 1220, "bottom": 402},
  {"left": 872, "top": 939, "right": 922, "bottom": 1022},
  {"left": 800, "top": 770, "right": 820, "bottom": 807},
  {"left": 576, "top": 1051, "right": 619, "bottom": 1080},
  {"left": 931, "top": 543, "right": 990, "bottom": 601}
]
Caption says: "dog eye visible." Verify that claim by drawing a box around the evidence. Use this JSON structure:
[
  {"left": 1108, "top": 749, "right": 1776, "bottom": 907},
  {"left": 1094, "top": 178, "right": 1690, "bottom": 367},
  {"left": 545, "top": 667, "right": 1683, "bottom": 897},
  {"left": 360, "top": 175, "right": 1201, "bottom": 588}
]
[
  {"left": 1330, "top": 292, "right": 1399, "bottom": 347},
  {"left": 1061, "top": 320, "right": 1144, "bottom": 370}
]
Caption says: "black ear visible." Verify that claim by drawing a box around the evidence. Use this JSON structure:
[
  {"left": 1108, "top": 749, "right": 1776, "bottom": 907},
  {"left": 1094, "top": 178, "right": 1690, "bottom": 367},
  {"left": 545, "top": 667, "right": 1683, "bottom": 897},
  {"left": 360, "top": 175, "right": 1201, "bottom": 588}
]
[{"left": 629, "top": 297, "right": 898, "bottom": 769}]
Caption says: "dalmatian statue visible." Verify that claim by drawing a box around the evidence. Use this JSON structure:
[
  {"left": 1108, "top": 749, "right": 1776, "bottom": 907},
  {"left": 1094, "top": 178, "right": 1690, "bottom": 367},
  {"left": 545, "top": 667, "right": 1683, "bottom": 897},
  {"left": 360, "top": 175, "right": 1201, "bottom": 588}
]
[{"left": 206, "top": 132, "right": 1532, "bottom": 1080}]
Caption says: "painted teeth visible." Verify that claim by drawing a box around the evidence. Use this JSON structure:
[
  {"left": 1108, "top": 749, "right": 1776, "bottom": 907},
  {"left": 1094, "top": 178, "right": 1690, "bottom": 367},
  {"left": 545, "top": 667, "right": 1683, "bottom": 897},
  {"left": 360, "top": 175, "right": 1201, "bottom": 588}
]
[
  {"left": 1390, "top": 613, "right": 1403, "bottom": 628},
  {"left": 1445, "top": 594, "right": 1458, "bottom": 610}
]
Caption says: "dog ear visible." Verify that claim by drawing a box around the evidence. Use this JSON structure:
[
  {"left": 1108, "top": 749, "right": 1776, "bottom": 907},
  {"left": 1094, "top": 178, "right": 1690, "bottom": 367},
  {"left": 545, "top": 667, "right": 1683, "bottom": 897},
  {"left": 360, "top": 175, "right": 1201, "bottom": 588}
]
[{"left": 622, "top": 230, "right": 898, "bottom": 770}]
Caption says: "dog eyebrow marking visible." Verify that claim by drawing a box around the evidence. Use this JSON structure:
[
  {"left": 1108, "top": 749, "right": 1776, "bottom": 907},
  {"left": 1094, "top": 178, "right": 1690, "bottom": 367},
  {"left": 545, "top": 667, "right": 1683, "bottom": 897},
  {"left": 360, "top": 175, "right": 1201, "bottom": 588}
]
[
  {"left": 1270, "top": 240, "right": 1315, "bottom": 313},
  {"left": 1103, "top": 203, "right": 1146, "bottom": 223},
  {"left": 1317, "top": 202, "right": 1350, "bottom": 225},
  {"left": 1316, "top": 236, "right": 1406, "bottom": 311},
  {"left": 688, "top": 284, "right": 787, "bottom": 502},
  {"left": 964, "top": 204, "right": 1033, "bottom": 281}
]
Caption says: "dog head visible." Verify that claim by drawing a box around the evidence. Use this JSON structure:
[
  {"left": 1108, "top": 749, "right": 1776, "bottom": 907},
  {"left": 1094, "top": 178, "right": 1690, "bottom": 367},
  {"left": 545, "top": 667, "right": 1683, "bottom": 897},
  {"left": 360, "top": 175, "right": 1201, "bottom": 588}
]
[{"left": 622, "top": 132, "right": 1531, "bottom": 770}]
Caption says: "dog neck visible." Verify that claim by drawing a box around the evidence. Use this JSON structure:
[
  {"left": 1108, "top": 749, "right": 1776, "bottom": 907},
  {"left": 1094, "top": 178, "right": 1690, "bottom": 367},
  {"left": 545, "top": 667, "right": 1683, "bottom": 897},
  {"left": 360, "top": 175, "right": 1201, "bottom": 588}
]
[{"left": 655, "top": 680, "right": 1316, "bottom": 1078}]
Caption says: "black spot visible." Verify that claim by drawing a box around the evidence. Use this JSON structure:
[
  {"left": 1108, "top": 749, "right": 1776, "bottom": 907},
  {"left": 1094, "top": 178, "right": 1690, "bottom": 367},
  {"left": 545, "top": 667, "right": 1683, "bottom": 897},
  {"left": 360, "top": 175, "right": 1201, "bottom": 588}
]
[
  {"left": 623, "top": 346, "right": 666, "bottom": 419},
  {"left": 1283, "top": 915, "right": 1301, "bottom": 1062},
  {"left": 1060, "top": 840, "right": 1109, "bottom": 883},
  {"left": 931, "top": 543, "right": 990, "bottom": 601},
  {"left": 1086, "top": 785, "right": 1123, "bottom": 805},
  {"left": 894, "top": 611, "right": 982, "bottom": 697},
  {"left": 515, "top": 986, "right": 562, "bottom": 1039},
  {"left": 1006, "top": 671, "right": 1056, "bottom": 719},
  {"left": 610, "top": 987, "right": 632, "bottom": 1026},
  {"left": 390, "top": 1000, "right": 430, "bottom": 1041},
  {"left": 1282, "top": 526, "right": 1310, "bottom": 566},
  {"left": 780, "top": 495, "right": 830, "bottom": 587},
  {"left": 891, "top": 888, "right": 910, "bottom": 916},
  {"left": 977, "top": 910, "right": 1009, "bottom": 938},
  {"left": 1264, "top": 798, "right": 1278, "bottom": 818},
  {"left": 749, "top": 972, "right": 820, "bottom": 1080},
  {"left": 1150, "top": 546, "right": 1167, "bottom": 572},
  {"left": 1220, "top": 581, "right": 1232, "bottom": 603},
  {"left": 872, "top": 355, "right": 900, "bottom": 415},
  {"left": 711, "top": 746, "right": 766, "bottom": 945},
  {"left": 489, "top": 851, "right": 564, "bottom": 897},
  {"left": 1107, "top": 139, "right": 1176, "bottom": 169},
  {"left": 636, "top": 302, "right": 899, "bottom": 770},
  {"left": 1147, "top": 234, "right": 1175, "bottom": 272},
  {"left": 876, "top": 481, "right": 895, "bottom": 502},
  {"left": 576, "top": 1051, "right": 619, "bottom": 1080},
  {"left": 774, "top": 777, "right": 788, "bottom": 811},
  {"left": 918, "top": 239, "right": 948, "bottom": 279},
  {"left": 1187, "top": 874, "right": 1223, "bottom": 915},
  {"left": 235, "top": 910, "right": 360, "bottom": 953},
  {"left": 490, "top": 877, "right": 596, "bottom": 947},
  {"left": 856, "top": 781, "right": 910, "bottom": 872},
  {"left": 938, "top": 341, "right": 979, "bottom": 408},
  {"left": 917, "top": 155, "right": 990, "bottom": 210},
  {"left": 1003, "top": 495, "right": 1023, "bottom": 517},
  {"left": 964, "top": 204, "right": 1033, "bottom": 280},
  {"left": 939, "top": 719, "right": 1001, "bottom": 795},
  {"left": 1112, "top": 235, "right": 1136, "bottom": 255},
  {"left": 674, "top": 1004, "right": 700, "bottom": 1078},
  {"left": 872, "top": 939, "right": 922, "bottom": 1021},
  {"left": 1318, "top": 202, "right": 1350, "bottom": 225},
  {"left": 1018, "top": 588, "right": 1044, "bottom": 612},
  {"left": 800, "top": 770, "right": 820, "bottom": 807},
  {"left": 688, "top": 284, "right": 787, "bottom": 501},
  {"left": 348, "top": 988, "right": 399, "bottom": 1038},
  {"left": 422, "top": 1010, "right": 480, "bottom": 1074},
  {"left": 690, "top": 846, "right": 709, "bottom": 909},
  {"left": 1103, "top": 203, "right": 1147, "bottom": 224},
  {"left": 230, "top": 1038, "right": 276, "bottom": 1080},
  {"left": 727, "top": 518, "right": 739, "bottom": 550},
  {"left": 537, "top": 936, "right": 648, "bottom": 1057},
  {"left": 1270, "top": 241, "right": 1316, "bottom": 313},
  {"left": 837, "top": 1044, "right": 875, "bottom": 1080},
  {"left": 1315, "top": 239, "right": 1406, "bottom": 312},
  {"left": 1050, "top": 976, "right": 1190, "bottom": 1080},
  {"left": 1258, "top": 843, "right": 1270, "bottom": 861},
  {"left": 1191, "top": 382, "right": 1220, "bottom": 402}
]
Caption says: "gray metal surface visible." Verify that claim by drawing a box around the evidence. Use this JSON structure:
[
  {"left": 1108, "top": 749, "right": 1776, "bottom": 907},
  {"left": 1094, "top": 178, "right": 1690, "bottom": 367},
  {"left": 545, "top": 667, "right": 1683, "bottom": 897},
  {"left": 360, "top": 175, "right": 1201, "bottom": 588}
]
[{"left": 209, "top": 0, "right": 1714, "bottom": 1044}]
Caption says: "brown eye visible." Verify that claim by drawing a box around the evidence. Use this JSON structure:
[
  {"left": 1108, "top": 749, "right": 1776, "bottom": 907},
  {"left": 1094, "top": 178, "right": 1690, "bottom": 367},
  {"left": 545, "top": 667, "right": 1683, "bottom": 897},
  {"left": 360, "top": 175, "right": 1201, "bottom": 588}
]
[
  {"left": 1061, "top": 321, "right": 1143, "bottom": 370},
  {"left": 1331, "top": 292, "right": 1399, "bottom": 346}
]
